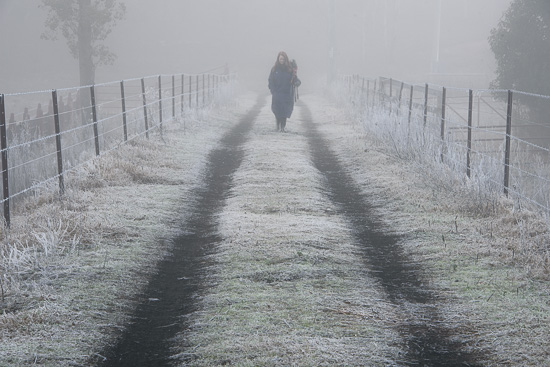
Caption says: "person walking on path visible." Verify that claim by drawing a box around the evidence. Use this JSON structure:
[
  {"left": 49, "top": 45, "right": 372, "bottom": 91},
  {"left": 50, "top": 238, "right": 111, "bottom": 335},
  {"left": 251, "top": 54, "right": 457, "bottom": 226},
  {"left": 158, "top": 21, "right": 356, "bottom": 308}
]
[{"left": 268, "top": 51, "right": 298, "bottom": 132}]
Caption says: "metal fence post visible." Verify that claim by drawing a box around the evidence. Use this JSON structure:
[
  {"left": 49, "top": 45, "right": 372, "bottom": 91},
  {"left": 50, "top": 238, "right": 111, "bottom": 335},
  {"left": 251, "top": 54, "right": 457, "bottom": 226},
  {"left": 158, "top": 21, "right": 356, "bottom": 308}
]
[
  {"left": 181, "top": 74, "right": 185, "bottom": 113},
  {"left": 373, "top": 79, "right": 377, "bottom": 109},
  {"left": 172, "top": 74, "right": 176, "bottom": 118},
  {"left": 423, "top": 83, "right": 429, "bottom": 127},
  {"left": 158, "top": 75, "right": 162, "bottom": 125},
  {"left": 189, "top": 75, "right": 192, "bottom": 108},
  {"left": 90, "top": 85, "right": 100, "bottom": 156},
  {"left": 408, "top": 85, "right": 414, "bottom": 125},
  {"left": 366, "top": 80, "right": 370, "bottom": 112},
  {"left": 361, "top": 77, "right": 365, "bottom": 105},
  {"left": 397, "top": 81, "right": 404, "bottom": 116},
  {"left": 52, "top": 90, "right": 65, "bottom": 194},
  {"left": 120, "top": 80, "right": 128, "bottom": 142},
  {"left": 141, "top": 78, "right": 149, "bottom": 138},
  {"left": 0, "top": 94, "right": 10, "bottom": 227},
  {"left": 389, "top": 78, "right": 393, "bottom": 116},
  {"left": 504, "top": 90, "right": 513, "bottom": 196},
  {"left": 196, "top": 75, "right": 199, "bottom": 107},
  {"left": 440, "top": 86, "right": 446, "bottom": 162},
  {"left": 466, "top": 89, "right": 473, "bottom": 178},
  {"left": 378, "top": 78, "right": 383, "bottom": 104}
]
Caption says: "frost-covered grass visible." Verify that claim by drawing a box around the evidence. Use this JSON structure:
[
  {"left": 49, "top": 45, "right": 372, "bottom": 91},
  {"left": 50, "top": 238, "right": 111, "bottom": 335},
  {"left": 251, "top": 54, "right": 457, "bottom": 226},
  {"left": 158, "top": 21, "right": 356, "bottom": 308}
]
[
  {"left": 1, "top": 86, "right": 549, "bottom": 366},
  {"left": 318, "top": 90, "right": 550, "bottom": 365},
  {"left": 176, "top": 104, "right": 402, "bottom": 366},
  {"left": 0, "top": 89, "right": 249, "bottom": 366}
]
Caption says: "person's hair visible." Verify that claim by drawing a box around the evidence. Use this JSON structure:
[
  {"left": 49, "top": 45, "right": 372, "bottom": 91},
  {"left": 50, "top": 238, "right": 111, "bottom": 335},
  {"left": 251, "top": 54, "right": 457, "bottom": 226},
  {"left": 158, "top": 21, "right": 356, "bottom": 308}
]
[{"left": 272, "top": 51, "right": 292, "bottom": 73}]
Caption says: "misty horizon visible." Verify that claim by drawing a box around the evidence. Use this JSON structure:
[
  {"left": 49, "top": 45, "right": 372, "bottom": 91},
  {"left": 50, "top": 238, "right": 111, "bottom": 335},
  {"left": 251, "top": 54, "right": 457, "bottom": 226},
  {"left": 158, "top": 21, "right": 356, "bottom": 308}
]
[{"left": 0, "top": 0, "right": 510, "bottom": 93}]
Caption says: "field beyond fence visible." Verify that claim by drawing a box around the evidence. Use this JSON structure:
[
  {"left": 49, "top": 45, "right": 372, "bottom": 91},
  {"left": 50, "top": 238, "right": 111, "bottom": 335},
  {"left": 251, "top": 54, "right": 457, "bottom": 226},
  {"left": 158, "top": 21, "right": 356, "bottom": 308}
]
[
  {"left": 341, "top": 75, "right": 550, "bottom": 217},
  {"left": 0, "top": 72, "right": 236, "bottom": 228}
]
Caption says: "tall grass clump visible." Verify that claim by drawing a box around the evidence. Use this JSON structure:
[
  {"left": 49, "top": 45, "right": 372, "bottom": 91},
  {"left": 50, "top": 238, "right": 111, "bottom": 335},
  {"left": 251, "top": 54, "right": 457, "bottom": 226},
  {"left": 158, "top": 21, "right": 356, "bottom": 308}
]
[
  {"left": 0, "top": 78, "right": 240, "bottom": 366},
  {"left": 331, "top": 79, "right": 550, "bottom": 280}
]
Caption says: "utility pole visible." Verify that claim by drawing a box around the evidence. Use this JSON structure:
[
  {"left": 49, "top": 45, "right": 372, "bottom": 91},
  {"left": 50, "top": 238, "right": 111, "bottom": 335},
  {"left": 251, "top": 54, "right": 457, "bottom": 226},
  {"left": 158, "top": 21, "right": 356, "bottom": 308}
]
[{"left": 328, "top": 0, "right": 336, "bottom": 85}]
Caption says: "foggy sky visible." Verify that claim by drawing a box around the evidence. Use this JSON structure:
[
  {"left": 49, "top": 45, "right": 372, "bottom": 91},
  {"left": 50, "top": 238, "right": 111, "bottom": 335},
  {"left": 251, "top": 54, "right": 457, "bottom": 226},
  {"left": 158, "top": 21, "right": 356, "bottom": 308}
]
[{"left": 0, "top": 0, "right": 511, "bottom": 93}]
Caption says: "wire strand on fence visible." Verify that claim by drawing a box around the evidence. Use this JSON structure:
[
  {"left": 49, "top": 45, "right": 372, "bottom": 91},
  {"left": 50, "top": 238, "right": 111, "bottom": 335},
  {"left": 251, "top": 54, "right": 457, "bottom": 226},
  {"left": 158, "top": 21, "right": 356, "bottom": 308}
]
[
  {"left": 0, "top": 71, "right": 237, "bottom": 227},
  {"left": 340, "top": 74, "right": 550, "bottom": 216}
]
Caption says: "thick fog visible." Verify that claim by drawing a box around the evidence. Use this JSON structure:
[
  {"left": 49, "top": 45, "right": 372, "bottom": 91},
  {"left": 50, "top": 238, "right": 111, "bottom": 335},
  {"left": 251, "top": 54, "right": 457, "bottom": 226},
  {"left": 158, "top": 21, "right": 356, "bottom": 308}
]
[{"left": 0, "top": 0, "right": 510, "bottom": 93}]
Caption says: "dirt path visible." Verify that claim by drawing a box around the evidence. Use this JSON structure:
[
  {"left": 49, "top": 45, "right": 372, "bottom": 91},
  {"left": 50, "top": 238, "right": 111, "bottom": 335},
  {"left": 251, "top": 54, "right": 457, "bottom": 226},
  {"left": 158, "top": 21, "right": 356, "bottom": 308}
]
[
  {"left": 3, "top": 91, "right": 549, "bottom": 366},
  {"left": 100, "top": 97, "right": 264, "bottom": 366},
  {"left": 99, "top": 94, "right": 490, "bottom": 366},
  {"left": 300, "top": 101, "right": 482, "bottom": 365}
]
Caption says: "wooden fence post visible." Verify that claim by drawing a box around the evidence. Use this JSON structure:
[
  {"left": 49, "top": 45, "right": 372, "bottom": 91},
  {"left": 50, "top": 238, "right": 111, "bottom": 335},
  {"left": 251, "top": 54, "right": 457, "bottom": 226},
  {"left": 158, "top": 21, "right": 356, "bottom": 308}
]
[
  {"left": 504, "top": 90, "right": 513, "bottom": 196},
  {"left": 120, "top": 80, "right": 128, "bottom": 142},
  {"left": 90, "top": 86, "right": 100, "bottom": 156},
  {"left": 52, "top": 90, "right": 65, "bottom": 194},
  {"left": 0, "top": 94, "right": 10, "bottom": 227},
  {"left": 141, "top": 78, "right": 149, "bottom": 138},
  {"left": 466, "top": 89, "right": 473, "bottom": 178}
]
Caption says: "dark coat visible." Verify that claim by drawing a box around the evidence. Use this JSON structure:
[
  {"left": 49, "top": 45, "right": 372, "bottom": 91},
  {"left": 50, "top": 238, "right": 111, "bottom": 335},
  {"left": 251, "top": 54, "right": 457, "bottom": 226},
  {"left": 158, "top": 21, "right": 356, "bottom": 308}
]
[{"left": 268, "top": 64, "right": 294, "bottom": 119}]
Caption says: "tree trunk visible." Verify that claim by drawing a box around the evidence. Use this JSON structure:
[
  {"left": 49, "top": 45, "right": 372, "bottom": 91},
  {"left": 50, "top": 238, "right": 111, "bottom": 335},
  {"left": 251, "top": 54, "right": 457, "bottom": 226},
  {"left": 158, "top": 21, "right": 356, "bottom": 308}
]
[{"left": 78, "top": 0, "right": 94, "bottom": 87}]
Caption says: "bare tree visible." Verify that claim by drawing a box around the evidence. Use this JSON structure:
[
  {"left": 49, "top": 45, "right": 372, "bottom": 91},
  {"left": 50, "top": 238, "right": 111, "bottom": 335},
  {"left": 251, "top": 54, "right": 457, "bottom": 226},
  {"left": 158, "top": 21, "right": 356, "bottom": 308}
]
[{"left": 41, "top": 0, "right": 126, "bottom": 87}]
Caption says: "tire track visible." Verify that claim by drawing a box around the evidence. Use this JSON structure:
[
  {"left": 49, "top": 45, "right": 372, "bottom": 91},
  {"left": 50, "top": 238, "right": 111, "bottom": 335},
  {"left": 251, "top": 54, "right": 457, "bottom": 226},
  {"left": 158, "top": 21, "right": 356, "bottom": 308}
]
[
  {"left": 99, "top": 95, "right": 265, "bottom": 367},
  {"left": 299, "top": 100, "right": 482, "bottom": 366}
]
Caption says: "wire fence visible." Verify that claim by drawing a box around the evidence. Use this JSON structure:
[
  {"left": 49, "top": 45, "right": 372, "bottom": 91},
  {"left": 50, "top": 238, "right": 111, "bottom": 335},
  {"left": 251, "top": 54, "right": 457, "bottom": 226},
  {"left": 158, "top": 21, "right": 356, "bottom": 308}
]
[
  {"left": 341, "top": 75, "right": 550, "bottom": 216},
  {"left": 0, "top": 72, "right": 237, "bottom": 227}
]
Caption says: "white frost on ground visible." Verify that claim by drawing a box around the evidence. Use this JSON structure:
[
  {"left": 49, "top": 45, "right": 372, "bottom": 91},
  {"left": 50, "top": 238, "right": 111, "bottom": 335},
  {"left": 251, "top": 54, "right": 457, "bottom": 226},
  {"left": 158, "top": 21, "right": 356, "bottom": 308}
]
[
  {"left": 180, "top": 98, "right": 402, "bottom": 365},
  {"left": 178, "top": 92, "right": 550, "bottom": 366},
  {"left": 0, "top": 89, "right": 549, "bottom": 366},
  {"left": 0, "top": 93, "right": 252, "bottom": 366}
]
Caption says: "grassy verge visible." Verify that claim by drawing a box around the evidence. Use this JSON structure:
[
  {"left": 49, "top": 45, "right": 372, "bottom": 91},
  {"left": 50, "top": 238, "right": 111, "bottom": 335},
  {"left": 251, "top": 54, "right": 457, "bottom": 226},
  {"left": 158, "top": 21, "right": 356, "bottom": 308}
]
[
  {"left": 0, "top": 99, "right": 248, "bottom": 366},
  {"left": 314, "top": 93, "right": 550, "bottom": 365},
  {"left": 2, "top": 90, "right": 548, "bottom": 366}
]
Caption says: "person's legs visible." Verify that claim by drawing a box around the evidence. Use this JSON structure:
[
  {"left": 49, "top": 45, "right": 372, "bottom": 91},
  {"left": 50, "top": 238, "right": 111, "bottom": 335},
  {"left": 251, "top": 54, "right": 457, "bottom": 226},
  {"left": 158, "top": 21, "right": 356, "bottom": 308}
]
[
  {"left": 280, "top": 118, "right": 286, "bottom": 132},
  {"left": 276, "top": 118, "right": 281, "bottom": 131}
]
